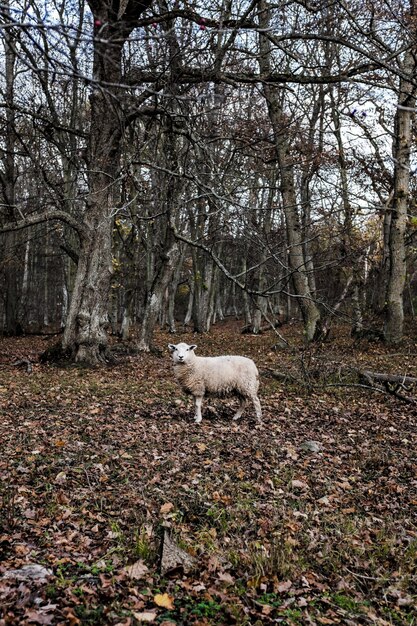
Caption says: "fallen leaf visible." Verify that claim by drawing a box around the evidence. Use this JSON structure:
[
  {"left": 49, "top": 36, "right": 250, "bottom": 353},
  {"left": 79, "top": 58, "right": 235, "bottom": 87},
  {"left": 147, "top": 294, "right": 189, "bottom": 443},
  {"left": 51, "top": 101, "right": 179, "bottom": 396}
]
[
  {"left": 277, "top": 580, "right": 292, "bottom": 593},
  {"left": 160, "top": 502, "right": 174, "bottom": 514},
  {"left": 132, "top": 612, "right": 157, "bottom": 622},
  {"left": 153, "top": 593, "right": 175, "bottom": 610},
  {"left": 54, "top": 471, "right": 67, "bottom": 485},
  {"left": 261, "top": 604, "right": 273, "bottom": 615},
  {"left": 24, "top": 609, "right": 55, "bottom": 625},
  {"left": 291, "top": 480, "right": 309, "bottom": 490},
  {"left": 123, "top": 559, "right": 149, "bottom": 580},
  {"left": 217, "top": 572, "right": 235, "bottom": 585}
]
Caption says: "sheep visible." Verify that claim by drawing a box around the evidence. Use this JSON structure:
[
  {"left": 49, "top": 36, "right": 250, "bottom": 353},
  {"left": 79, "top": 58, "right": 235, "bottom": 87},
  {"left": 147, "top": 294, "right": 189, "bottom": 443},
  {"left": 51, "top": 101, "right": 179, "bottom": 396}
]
[{"left": 168, "top": 342, "right": 262, "bottom": 424}]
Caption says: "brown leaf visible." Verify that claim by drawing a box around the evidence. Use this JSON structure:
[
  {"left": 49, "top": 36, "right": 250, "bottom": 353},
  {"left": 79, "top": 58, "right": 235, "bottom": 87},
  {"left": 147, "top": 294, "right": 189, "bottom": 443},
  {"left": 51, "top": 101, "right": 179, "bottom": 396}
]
[
  {"left": 217, "top": 572, "right": 234, "bottom": 585},
  {"left": 123, "top": 559, "right": 149, "bottom": 580},
  {"left": 24, "top": 609, "right": 55, "bottom": 625},
  {"left": 61, "top": 607, "right": 81, "bottom": 626},
  {"left": 160, "top": 502, "right": 174, "bottom": 514},
  {"left": 54, "top": 471, "right": 67, "bottom": 485},
  {"left": 291, "top": 479, "right": 309, "bottom": 490},
  {"left": 276, "top": 580, "right": 292, "bottom": 593}
]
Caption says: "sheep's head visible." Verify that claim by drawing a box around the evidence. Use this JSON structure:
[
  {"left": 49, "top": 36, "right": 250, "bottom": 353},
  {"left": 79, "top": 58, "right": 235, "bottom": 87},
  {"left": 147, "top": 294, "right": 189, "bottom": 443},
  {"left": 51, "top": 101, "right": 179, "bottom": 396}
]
[{"left": 168, "top": 342, "right": 197, "bottom": 365}]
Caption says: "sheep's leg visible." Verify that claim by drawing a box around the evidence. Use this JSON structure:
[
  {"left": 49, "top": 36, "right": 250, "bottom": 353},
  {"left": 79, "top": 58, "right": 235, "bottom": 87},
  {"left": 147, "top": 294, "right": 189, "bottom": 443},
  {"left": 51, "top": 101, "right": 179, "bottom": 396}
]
[
  {"left": 233, "top": 398, "right": 248, "bottom": 421},
  {"left": 251, "top": 395, "right": 262, "bottom": 422},
  {"left": 194, "top": 396, "right": 203, "bottom": 423}
]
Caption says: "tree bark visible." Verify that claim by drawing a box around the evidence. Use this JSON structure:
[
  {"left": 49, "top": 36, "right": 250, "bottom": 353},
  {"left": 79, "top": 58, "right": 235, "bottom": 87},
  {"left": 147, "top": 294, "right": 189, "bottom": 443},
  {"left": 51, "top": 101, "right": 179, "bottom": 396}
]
[
  {"left": 384, "top": 48, "right": 416, "bottom": 344},
  {"left": 2, "top": 0, "right": 20, "bottom": 335},
  {"left": 60, "top": 0, "right": 152, "bottom": 364},
  {"left": 258, "top": 1, "right": 321, "bottom": 341}
]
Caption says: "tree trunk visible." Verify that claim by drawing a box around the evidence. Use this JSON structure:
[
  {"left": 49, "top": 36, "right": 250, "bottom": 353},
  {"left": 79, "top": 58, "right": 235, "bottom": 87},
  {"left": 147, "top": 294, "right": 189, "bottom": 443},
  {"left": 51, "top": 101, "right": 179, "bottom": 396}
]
[
  {"left": 2, "top": 0, "right": 20, "bottom": 335},
  {"left": 385, "top": 49, "right": 415, "bottom": 344},
  {"left": 62, "top": 220, "right": 113, "bottom": 362},
  {"left": 138, "top": 236, "right": 180, "bottom": 351},
  {"left": 258, "top": 1, "right": 321, "bottom": 341},
  {"left": 167, "top": 246, "right": 186, "bottom": 333},
  {"left": 60, "top": 0, "right": 151, "bottom": 363}
]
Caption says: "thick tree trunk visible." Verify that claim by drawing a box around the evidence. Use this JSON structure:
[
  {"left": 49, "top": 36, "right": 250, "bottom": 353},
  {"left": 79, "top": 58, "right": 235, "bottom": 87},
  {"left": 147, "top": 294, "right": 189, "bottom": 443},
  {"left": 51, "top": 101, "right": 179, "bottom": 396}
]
[
  {"left": 61, "top": 89, "right": 119, "bottom": 363},
  {"left": 59, "top": 0, "right": 151, "bottom": 363},
  {"left": 2, "top": 0, "right": 20, "bottom": 335},
  {"left": 62, "top": 219, "right": 113, "bottom": 362},
  {"left": 385, "top": 50, "right": 415, "bottom": 344}
]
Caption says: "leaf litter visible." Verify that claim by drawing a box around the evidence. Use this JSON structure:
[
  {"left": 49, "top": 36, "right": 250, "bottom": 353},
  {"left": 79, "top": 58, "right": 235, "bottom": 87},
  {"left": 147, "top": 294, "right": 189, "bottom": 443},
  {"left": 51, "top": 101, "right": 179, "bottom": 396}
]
[{"left": 0, "top": 322, "right": 416, "bottom": 625}]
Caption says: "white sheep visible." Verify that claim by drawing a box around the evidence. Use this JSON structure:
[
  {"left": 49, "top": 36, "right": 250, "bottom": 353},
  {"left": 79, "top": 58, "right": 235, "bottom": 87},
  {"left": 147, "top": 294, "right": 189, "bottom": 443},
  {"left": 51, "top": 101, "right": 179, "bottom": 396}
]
[{"left": 168, "top": 342, "right": 262, "bottom": 424}]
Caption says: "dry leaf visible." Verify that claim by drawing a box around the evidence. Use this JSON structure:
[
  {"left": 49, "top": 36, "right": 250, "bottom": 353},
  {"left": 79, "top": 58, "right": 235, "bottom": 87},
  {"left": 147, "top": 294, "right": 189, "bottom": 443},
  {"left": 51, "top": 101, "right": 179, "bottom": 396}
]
[
  {"left": 276, "top": 580, "right": 292, "bottom": 593},
  {"left": 217, "top": 572, "right": 234, "bottom": 585},
  {"left": 291, "top": 479, "right": 309, "bottom": 490},
  {"left": 132, "top": 612, "right": 157, "bottom": 622},
  {"left": 160, "top": 502, "right": 174, "bottom": 514},
  {"left": 54, "top": 471, "right": 67, "bottom": 485},
  {"left": 123, "top": 559, "right": 149, "bottom": 580},
  {"left": 261, "top": 604, "right": 273, "bottom": 615},
  {"left": 153, "top": 593, "right": 175, "bottom": 610}
]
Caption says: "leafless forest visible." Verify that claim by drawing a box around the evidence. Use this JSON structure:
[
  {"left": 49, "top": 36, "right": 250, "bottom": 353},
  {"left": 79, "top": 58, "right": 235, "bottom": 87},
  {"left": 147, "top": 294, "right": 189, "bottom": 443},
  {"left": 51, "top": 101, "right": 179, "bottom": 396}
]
[
  {"left": 1, "top": 0, "right": 416, "bottom": 360},
  {"left": 1, "top": 4, "right": 417, "bottom": 625}
]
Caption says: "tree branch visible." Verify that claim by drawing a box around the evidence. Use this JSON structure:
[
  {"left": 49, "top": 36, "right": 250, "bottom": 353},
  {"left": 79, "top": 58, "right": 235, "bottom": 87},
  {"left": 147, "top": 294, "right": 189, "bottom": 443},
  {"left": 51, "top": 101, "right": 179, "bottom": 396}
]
[{"left": 0, "top": 209, "right": 84, "bottom": 238}]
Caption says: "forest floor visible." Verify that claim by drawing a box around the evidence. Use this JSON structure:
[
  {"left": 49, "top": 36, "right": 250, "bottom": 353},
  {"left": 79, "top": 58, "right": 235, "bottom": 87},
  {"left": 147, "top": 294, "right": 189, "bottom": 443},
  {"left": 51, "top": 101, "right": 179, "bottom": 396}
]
[{"left": 0, "top": 320, "right": 416, "bottom": 626}]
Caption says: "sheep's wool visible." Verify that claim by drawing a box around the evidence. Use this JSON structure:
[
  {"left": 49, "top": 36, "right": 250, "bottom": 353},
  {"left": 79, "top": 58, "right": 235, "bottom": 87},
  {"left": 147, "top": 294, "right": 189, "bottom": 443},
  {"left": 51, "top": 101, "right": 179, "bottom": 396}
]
[
  {"left": 174, "top": 355, "right": 259, "bottom": 398},
  {"left": 169, "top": 342, "right": 262, "bottom": 423}
]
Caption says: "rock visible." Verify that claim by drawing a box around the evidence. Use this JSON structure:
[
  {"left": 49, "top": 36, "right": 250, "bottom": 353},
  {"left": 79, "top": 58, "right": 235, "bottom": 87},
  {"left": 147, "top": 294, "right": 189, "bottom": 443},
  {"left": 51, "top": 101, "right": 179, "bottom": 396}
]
[
  {"left": 160, "top": 530, "right": 196, "bottom": 576},
  {"left": 2, "top": 564, "right": 53, "bottom": 582},
  {"left": 300, "top": 440, "right": 322, "bottom": 453}
]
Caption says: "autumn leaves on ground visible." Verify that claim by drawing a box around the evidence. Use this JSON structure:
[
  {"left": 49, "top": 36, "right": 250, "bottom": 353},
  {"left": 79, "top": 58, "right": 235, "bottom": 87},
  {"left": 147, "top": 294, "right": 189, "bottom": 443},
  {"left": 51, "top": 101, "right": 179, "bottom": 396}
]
[{"left": 0, "top": 322, "right": 416, "bottom": 626}]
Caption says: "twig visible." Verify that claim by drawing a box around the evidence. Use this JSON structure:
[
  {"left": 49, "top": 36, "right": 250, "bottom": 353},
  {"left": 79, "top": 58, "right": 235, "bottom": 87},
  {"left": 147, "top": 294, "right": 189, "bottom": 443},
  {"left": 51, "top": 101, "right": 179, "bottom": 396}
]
[{"left": 12, "top": 358, "right": 33, "bottom": 373}]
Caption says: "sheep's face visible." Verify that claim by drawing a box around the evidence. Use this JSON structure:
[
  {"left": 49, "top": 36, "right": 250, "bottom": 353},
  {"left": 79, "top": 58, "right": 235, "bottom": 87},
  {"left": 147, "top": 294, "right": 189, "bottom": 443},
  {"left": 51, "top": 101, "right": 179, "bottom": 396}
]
[{"left": 168, "top": 342, "right": 197, "bottom": 365}]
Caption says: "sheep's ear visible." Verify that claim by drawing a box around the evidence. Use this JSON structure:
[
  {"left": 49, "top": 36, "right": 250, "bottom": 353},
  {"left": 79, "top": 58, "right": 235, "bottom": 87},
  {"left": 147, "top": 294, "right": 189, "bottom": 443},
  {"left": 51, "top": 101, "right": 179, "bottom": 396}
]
[
  {"left": 189, "top": 344, "right": 197, "bottom": 351},
  {"left": 168, "top": 344, "right": 176, "bottom": 352}
]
